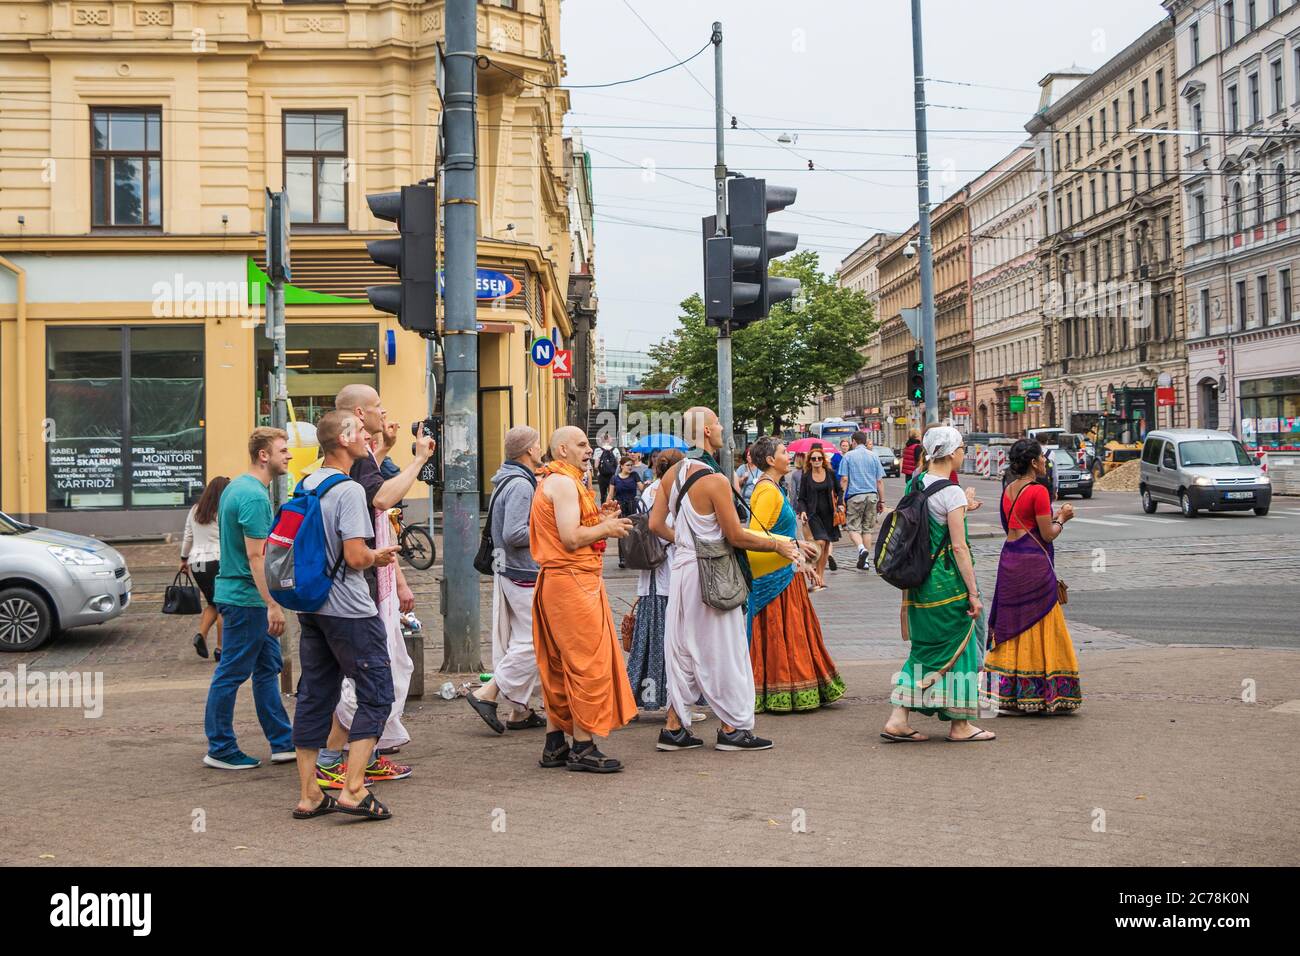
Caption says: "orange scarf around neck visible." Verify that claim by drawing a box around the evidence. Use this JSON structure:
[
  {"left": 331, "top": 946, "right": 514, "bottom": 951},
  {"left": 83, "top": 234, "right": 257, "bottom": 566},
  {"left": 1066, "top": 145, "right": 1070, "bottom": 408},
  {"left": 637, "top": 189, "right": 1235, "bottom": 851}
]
[{"left": 544, "top": 459, "right": 606, "bottom": 551}]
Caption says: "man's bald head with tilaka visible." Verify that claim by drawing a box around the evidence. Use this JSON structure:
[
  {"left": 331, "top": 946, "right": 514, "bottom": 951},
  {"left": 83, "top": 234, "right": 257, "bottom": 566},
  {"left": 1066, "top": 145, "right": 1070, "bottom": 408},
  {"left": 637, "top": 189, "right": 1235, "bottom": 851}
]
[
  {"left": 684, "top": 406, "right": 722, "bottom": 452},
  {"left": 548, "top": 426, "right": 591, "bottom": 468}
]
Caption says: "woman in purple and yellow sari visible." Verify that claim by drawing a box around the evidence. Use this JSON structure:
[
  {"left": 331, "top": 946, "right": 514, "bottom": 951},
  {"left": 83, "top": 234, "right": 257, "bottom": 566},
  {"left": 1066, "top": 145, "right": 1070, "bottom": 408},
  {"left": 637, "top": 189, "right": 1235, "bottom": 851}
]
[
  {"left": 985, "top": 439, "right": 1082, "bottom": 713},
  {"left": 745, "top": 436, "right": 845, "bottom": 713}
]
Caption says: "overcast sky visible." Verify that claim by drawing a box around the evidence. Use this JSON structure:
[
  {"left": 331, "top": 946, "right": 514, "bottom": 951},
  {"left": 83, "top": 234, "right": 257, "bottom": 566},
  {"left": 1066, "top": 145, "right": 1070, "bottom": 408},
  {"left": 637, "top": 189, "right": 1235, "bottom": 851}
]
[{"left": 560, "top": 0, "right": 1168, "bottom": 353}]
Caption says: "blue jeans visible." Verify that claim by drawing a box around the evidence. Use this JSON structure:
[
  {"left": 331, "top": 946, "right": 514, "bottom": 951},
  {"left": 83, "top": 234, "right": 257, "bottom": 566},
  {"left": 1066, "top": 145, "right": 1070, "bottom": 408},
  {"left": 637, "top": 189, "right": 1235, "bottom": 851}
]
[{"left": 204, "top": 604, "right": 293, "bottom": 758}]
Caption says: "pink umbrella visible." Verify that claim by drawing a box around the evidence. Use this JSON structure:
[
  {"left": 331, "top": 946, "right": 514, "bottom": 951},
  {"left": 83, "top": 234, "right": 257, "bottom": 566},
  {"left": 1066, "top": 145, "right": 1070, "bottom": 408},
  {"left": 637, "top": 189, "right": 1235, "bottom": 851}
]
[{"left": 786, "top": 437, "right": 836, "bottom": 455}]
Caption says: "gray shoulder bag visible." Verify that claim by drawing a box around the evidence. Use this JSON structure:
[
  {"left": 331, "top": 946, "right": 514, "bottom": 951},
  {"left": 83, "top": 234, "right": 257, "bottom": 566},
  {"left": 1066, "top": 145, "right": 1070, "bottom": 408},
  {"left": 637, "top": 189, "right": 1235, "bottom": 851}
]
[{"left": 673, "top": 465, "right": 749, "bottom": 611}]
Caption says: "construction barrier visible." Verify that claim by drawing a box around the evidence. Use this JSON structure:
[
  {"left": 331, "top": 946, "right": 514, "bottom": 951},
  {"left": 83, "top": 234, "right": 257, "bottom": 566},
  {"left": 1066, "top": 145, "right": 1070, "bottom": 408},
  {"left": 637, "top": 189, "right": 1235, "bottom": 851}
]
[{"left": 975, "top": 447, "right": 991, "bottom": 477}]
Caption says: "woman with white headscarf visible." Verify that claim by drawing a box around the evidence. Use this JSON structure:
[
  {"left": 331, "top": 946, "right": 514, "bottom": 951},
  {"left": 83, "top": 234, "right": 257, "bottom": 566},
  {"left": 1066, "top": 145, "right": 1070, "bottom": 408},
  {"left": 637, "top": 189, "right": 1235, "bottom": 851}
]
[{"left": 881, "top": 426, "right": 995, "bottom": 743}]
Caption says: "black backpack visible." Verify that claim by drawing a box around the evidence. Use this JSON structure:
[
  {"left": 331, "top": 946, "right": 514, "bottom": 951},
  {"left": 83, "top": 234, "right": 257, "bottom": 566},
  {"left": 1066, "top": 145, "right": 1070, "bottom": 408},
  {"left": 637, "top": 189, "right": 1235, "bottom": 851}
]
[
  {"left": 597, "top": 448, "right": 618, "bottom": 478},
  {"left": 474, "top": 474, "right": 528, "bottom": 575},
  {"left": 872, "top": 477, "right": 954, "bottom": 590}
]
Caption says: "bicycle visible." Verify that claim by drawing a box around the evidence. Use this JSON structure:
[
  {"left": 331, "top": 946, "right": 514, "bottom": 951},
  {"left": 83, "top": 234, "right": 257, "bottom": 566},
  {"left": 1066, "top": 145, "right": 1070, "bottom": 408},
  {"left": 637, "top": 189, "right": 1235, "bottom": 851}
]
[{"left": 387, "top": 508, "right": 436, "bottom": 571}]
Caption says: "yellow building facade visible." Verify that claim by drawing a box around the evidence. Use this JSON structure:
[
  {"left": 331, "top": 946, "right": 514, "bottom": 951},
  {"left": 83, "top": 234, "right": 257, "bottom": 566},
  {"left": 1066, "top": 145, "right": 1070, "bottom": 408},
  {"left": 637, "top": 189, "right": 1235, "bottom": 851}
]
[{"left": 0, "top": 0, "right": 578, "bottom": 534}]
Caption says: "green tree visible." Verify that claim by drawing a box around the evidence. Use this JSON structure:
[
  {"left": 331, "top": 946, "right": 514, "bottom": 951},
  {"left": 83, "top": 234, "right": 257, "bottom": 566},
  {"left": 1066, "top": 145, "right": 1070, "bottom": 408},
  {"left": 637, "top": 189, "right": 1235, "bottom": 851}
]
[{"left": 642, "top": 251, "right": 876, "bottom": 434}]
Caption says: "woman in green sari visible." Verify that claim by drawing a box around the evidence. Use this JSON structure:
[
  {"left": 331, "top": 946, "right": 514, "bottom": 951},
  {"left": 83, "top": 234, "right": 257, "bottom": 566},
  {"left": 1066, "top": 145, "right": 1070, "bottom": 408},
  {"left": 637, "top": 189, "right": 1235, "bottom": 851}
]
[{"left": 881, "top": 426, "right": 995, "bottom": 743}]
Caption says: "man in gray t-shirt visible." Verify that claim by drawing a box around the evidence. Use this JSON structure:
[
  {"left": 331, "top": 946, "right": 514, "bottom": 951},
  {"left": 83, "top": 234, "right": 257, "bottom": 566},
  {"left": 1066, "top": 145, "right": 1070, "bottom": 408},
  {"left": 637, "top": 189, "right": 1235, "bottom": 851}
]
[
  {"left": 290, "top": 410, "right": 402, "bottom": 822},
  {"left": 300, "top": 468, "right": 377, "bottom": 619}
]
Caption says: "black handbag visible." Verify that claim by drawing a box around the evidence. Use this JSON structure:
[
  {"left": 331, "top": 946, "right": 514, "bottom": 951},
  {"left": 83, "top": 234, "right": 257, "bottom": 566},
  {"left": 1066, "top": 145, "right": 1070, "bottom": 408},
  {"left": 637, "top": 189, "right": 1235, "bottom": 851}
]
[
  {"left": 621, "top": 499, "right": 668, "bottom": 570},
  {"left": 163, "top": 570, "right": 202, "bottom": 615}
]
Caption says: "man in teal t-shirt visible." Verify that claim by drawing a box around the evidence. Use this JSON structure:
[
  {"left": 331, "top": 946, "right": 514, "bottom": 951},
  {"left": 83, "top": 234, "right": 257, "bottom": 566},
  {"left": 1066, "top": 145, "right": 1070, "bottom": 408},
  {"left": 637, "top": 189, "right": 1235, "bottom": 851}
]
[{"left": 203, "top": 427, "right": 295, "bottom": 770}]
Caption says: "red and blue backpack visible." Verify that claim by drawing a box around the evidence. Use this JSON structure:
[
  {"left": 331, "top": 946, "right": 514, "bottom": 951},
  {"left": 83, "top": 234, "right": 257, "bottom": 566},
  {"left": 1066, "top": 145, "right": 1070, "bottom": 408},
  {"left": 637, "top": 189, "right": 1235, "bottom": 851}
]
[{"left": 264, "top": 472, "right": 351, "bottom": 612}]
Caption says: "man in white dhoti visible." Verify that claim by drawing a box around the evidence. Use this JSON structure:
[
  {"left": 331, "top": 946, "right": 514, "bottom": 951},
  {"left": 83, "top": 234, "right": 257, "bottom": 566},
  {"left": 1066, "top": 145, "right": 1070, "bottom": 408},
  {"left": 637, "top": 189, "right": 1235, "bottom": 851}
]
[
  {"left": 466, "top": 426, "right": 546, "bottom": 733},
  {"left": 648, "top": 407, "right": 799, "bottom": 752}
]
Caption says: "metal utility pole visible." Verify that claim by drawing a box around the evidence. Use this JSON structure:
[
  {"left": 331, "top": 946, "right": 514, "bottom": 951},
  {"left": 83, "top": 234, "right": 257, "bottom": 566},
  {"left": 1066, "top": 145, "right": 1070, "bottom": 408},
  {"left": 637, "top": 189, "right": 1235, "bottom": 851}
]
[
  {"left": 264, "top": 188, "right": 291, "bottom": 508},
  {"left": 911, "top": 0, "right": 940, "bottom": 426},
  {"left": 441, "top": 0, "right": 481, "bottom": 671},
  {"left": 711, "top": 21, "right": 735, "bottom": 476}
]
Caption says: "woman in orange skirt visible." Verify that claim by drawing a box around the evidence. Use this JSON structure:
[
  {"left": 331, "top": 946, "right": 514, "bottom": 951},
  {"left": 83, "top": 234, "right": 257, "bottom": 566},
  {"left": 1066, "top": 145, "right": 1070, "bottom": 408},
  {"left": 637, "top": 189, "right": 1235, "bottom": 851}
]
[
  {"left": 745, "top": 436, "right": 845, "bottom": 713},
  {"left": 985, "top": 439, "right": 1082, "bottom": 713}
]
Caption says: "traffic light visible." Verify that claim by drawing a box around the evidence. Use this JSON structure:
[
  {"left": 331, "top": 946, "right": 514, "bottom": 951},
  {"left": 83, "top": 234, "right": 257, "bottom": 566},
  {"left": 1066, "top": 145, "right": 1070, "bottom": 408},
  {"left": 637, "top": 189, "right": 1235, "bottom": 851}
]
[
  {"left": 908, "top": 348, "right": 925, "bottom": 404},
  {"left": 365, "top": 184, "right": 437, "bottom": 333},
  {"left": 700, "top": 175, "right": 800, "bottom": 328}
]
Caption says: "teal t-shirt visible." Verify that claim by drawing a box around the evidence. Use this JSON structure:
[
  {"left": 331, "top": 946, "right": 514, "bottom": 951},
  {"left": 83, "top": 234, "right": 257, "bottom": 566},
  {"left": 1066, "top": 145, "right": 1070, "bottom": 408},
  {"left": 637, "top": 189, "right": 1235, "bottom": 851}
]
[{"left": 213, "top": 473, "right": 273, "bottom": 607}]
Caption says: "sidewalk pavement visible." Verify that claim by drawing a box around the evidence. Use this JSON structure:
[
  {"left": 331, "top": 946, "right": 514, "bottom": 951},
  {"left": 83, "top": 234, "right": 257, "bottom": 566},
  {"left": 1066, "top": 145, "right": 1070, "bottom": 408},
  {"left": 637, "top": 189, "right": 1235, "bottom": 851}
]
[{"left": 4, "top": 539, "right": 1299, "bottom": 865}]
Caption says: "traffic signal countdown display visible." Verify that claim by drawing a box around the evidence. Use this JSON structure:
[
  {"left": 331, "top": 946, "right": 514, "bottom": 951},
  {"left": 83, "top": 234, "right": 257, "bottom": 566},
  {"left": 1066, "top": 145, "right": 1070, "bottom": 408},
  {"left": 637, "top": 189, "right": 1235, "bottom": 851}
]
[
  {"left": 365, "top": 184, "right": 437, "bottom": 333},
  {"left": 702, "top": 176, "right": 800, "bottom": 329},
  {"left": 909, "top": 349, "right": 925, "bottom": 404}
]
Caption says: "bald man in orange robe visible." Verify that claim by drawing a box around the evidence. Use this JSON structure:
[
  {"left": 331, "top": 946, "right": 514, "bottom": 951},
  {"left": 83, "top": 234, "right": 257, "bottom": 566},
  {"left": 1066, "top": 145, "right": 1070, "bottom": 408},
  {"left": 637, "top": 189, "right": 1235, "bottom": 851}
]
[{"left": 530, "top": 426, "right": 637, "bottom": 773}]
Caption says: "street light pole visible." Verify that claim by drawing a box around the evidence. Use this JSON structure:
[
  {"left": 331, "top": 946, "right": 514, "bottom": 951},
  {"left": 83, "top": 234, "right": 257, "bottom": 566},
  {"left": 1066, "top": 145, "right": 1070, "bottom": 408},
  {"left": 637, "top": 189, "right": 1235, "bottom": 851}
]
[
  {"left": 711, "top": 21, "right": 735, "bottom": 477},
  {"left": 441, "top": 0, "right": 481, "bottom": 671},
  {"left": 911, "top": 0, "right": 940, "bottom": 426}
]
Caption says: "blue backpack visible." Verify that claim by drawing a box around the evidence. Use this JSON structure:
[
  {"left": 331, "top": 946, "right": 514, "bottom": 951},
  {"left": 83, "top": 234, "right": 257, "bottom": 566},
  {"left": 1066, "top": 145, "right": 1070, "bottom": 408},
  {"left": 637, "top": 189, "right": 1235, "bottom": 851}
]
[{"left": 264, "top": 472, "right": 351, "bottom": 612}]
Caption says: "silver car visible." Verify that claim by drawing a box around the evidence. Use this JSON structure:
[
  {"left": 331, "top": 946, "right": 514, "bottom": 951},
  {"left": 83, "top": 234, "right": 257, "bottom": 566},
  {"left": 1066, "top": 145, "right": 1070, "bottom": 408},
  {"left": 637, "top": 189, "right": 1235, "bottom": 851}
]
[
  {"left": 0, "top": 511, "right": 132, "bottom": 651},
  {"left": 872, "top": 446, "right": 899, "bottom": 477},
  {"left": 1139, "top": 429, "right": 1272, "bottom": 517}
]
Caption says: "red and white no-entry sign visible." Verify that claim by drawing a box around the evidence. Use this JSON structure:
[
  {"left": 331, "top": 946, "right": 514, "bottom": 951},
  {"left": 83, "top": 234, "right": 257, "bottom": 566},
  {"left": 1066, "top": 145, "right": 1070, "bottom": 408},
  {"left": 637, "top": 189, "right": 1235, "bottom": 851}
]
[{"left": 551, "top": 348, "right": 573, "bottom": 378}]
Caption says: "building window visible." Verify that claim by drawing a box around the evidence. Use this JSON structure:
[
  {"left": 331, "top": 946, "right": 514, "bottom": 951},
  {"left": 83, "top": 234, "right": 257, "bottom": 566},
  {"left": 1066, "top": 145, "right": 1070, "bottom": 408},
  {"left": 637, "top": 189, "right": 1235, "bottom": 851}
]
[
  {"left": 1194, "top": 192, "right": 1207, "bottom": 241},
  {"left": 45, "top": 326, "right": 205, "bottom": 511},
  {"left": 1144, "top": 147, "right": 1153, "bottom": 190},
  {"left": 1241, "top": 375, "right": 1300, "bottom": 448},
  {"left": 1157, "top": 68, "right": 1166, "bottom": 110},
  {"left": 1256, "top": 175, "right": 1266, "bottom": 225},
  {"left": 91, "top": 107, "right": 162, "bottom": 228},
  {"left": 1090, "top": 178, "right": 1098, "bottom": 217},
  {"left": 1228, "top": 84, "right": 1240, "bottom": 131},
  {"left": 1142, "top": 78, "right": 1151, "bottom": 116},
  {"left": 1102, "top": 171, "right": 1110, "bottom": 209},
  {"left": 1191, "top": 22, "right": 1201, "bottom": 64},
  {"left": 1112, "top": 98, "right": 1120, "bottom": 134},
  {"left": 1162, "top": 215, "right": 1171, "bottom": 261},
  {"left": 1281, "top": 267, "right": 1293, "bottom": 322},
  {"left": 1100, "top": 108, "right": 1107, "bottom": 143},
  {"left": 255, "top": 323, "right": 378, "bottom": 424},
  {"left": 1158, "top": 141, "right": 1168, "bottom": 181},
  {"left": 1248, "top": 0, "right": 1256, "bottom": 31},
  {"left": 1193, "top": 101, "right": 1204, "bottom": 146},
  {"left": 1259, "top": 274, "right": 1270, "bottom": 325},
  {"left": 1200, "top": 287, "right": 1211, "bottom": 336},
  {"left": 1088, "top": 117, "right": 1095, "bottom": 151},
  {"left": 1233, "top": 180, "right": 1244, "bottom": 231},
  {"left": 1249, "top": 72, "right": 1261, "bottom": 124},
  {"left": 1236, "top": 279, "right": 1248, "bottom": 328},
  {"left": 283, "top": 110, "right": 347, "bottom": 225},
  {"left": 1277, "top": 162, "right": 1288, "bottom": 217},
  {"left": 1272, "top": 59, "right": 1284, "bottom": 113},
  {"left": 1128, "top": 87, "right": 1137, "bottom": 126},
  {"left": 1226, "top": 1, "right": 1236, "bottom": 45}
]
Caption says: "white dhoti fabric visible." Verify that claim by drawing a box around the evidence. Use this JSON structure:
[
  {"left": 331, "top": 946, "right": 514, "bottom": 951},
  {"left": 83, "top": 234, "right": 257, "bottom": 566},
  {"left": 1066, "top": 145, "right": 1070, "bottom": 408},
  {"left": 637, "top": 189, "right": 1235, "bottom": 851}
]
[
  {"left": 664, "top": 463, "right": 755, "bottom": 731},
  {"left": 491, "top": 574, "right": 538, "bottom": 716},
  {"left": 336, "top": 508, "right": 412, "bottom": 750}
]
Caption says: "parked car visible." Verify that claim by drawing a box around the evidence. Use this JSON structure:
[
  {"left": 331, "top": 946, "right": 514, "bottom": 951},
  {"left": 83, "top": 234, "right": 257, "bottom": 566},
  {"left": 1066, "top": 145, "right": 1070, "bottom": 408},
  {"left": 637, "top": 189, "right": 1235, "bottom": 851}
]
[
  {"left": 1138, "top": 429, "right": 1271, "bottom": 518},
  {"left": 0, "top": 511, "right": 132, "bottom": 651},
  {"left": 1048, "top": 446, "right": 1093, "bottom": 499},
  {"left": 873, "top": 446, "right": 899, "bottom": 477}
]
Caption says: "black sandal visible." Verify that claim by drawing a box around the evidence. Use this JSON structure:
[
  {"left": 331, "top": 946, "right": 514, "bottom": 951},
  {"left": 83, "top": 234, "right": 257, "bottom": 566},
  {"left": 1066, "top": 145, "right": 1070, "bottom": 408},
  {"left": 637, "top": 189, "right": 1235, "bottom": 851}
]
[
  {"left": 465, "top": 693, "right": 505, "bottom": 735},
  {"left": 335, "top": 792, "right": 392, "bottom": 821},
  {"left": 507, "top": 711, "right": 546, "bottom": 730},
  {"left": 538, "top": 741, "right": 571, "bottom": 768},
  {"left": 292, "top": 793, "right": 338, "bottom": 819},
  {"left": 566, "top": 743, "right": 624, "bottom": 774}
]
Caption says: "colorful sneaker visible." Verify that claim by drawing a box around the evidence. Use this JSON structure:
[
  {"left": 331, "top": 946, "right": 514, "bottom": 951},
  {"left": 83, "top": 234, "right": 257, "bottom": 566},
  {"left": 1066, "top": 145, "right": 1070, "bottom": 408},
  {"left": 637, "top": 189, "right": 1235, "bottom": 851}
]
[
  {"left": 365, "top": 755, "right": 413, "bottom": 783},
  {"left": 315, "top": 761, "right": 348, "bottom": 790}
]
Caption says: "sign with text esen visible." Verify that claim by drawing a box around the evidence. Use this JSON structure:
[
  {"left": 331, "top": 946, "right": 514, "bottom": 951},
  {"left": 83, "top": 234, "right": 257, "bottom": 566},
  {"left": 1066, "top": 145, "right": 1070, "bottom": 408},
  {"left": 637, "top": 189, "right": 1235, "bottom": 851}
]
[{"left": 551, "top": 349, "right": 573, "bottom": 378}]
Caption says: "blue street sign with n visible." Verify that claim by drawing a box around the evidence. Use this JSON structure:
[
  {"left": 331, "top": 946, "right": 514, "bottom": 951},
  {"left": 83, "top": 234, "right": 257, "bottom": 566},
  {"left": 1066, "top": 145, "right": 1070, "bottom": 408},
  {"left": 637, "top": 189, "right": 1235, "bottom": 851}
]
[{"left": 531, "top": 337, "right": 555, "bottom": 367}]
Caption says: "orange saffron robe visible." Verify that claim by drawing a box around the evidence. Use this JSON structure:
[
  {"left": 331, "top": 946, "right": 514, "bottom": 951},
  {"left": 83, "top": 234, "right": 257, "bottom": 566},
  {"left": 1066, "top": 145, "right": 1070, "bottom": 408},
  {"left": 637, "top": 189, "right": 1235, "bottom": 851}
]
[{"left": 529, "top": 475, "right": 637, "bottom": 737}]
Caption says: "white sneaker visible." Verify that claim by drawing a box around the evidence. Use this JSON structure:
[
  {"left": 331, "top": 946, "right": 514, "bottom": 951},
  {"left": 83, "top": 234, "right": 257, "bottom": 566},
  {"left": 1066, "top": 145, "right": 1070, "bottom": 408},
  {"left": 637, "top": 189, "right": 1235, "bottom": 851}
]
[{"left": 270, "top": 751, "right": 297, "bottom": 764}]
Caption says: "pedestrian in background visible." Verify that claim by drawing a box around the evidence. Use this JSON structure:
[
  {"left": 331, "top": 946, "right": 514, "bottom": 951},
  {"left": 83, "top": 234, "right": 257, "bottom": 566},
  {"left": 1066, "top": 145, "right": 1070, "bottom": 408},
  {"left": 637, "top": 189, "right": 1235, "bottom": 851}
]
[
  {"left": 745, "top": 436, "right": 844, "bottom": 713},
  {"left": 838, "top": 431, "right": 886, "bottom": 571},
  {"left": 831, "top": 439, "right": 850, "bottom": 474},
  {"left": 613, "top": 457, "right": 641, "bottom": 569},
  {"left": 202, "top": 428, "right": 295, "bottom": 771},
  {"left": 900, "top": 431, "right": 922, "bottom": 479},
  {"left": 733, "top": 446, "right": 760, "bottom": 507},
  {"left": 882, "top": 426, "right": 993, "bottom": 743},
  {"left": 624, "top": 448, "right": 682, "bottom": 711},
  {"left": 182, "top": 475, "right": 229, "bottom": 661},
  {"left": 467, "top": 426, "right": 546, "bottom": 733},
  {"left": 796, "top": 445, "right": 842, "bottom": 591},
  {"left": 785, "top": 450, "right": 806, "bottom": 504},
  {"left": 594, "top": 435, "right": 620, "bottom": 504},
  {"left": 985, "top": 439, "right": 1081, "bottom": 714}
]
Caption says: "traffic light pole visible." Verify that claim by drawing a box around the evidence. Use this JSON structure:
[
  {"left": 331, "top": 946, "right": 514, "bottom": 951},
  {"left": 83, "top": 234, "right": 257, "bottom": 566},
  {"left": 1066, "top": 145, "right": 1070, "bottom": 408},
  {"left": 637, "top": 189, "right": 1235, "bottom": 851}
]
[
  {"left": 441, "top": 0, "right": 481, "bottom": 672},
  {"left": 911, "top": 0, "right": 939, "bottom": 426},
  {"left": 711, "top": 21, "right": 735, "bottom": 477}
]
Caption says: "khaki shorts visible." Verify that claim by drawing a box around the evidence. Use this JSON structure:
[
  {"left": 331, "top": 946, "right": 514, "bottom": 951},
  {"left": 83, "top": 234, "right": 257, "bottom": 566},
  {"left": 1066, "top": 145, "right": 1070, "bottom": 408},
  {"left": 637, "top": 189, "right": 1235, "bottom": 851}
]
[{"left": 845, "top": 493, "right": 878, "bottom": 535}]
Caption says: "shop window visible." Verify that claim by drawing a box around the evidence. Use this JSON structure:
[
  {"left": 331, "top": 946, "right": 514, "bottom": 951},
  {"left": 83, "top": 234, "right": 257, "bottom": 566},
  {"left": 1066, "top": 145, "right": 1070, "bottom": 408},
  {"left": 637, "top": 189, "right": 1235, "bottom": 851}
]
[
  {"left": 91, "top": 108, "right": 161, "bottom": 228},
  {"left": 284, "top": 111, "right": 347, "bottom": 225},
  {"left": 46, "top": 326, "right": 204, "bottom": 511},
  {"left": 255, "top": 323, "right": 378, "bottom": 426},
  {"left": 1240, "top": 376, "right": 1300, "bottom": 447}
]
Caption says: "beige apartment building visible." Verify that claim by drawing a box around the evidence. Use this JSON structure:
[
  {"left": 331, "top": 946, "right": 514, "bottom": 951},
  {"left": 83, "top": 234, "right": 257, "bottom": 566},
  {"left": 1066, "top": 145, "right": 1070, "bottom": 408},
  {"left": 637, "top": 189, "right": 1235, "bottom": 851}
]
[
  {"left": 0, "top": 0, "right": 581, "bottom": 535},
  {"left": 1166, "top": 0, "right": 1300, "bottom": 459},
  {"left": 969, "top": 145, "right": 1045, "bottom": 434},
  {"left": 834, "top": 231, "right": 896, "bottom": 437},
  {"left": 1027, "top": 19, "right": 1187, "bottom": 435}
]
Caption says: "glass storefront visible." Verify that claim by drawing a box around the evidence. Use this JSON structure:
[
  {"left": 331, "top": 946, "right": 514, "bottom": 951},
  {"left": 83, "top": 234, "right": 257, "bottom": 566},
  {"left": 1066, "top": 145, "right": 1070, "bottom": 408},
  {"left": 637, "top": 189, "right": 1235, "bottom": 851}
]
[
  {"left": 1240, "top": 375, "right": 1300, "bottom": 449},
  {"left": 255, "top": 323, "right": 379, "bottom": 426},
  {"left": 46, "top": 326, "right": 205, "bottom": 510}
]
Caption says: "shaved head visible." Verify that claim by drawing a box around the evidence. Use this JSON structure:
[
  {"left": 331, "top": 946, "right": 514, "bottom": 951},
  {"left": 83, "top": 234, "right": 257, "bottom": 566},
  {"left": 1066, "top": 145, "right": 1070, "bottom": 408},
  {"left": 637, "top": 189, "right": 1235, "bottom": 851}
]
[
  {"left": 334, "top": 384, "right": 385, "bottom": 436},
  {"left": 548, "top": 425, "right": 591, "bottom": 467},
  {"left": 684, "top": 406, "right": 721, "bottom": 452}
]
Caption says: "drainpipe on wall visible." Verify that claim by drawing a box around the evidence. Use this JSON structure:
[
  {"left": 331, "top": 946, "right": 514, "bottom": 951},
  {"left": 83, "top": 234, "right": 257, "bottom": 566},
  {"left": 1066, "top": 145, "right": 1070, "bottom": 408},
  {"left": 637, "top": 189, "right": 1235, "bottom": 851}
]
[{"left": 0, "top": 256, "right": 31, "bottom": 518}]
